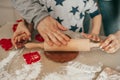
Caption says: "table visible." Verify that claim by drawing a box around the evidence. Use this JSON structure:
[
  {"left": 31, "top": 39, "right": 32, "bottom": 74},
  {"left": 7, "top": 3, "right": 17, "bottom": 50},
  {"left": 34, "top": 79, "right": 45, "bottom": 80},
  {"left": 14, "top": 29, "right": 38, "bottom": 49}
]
[{"left": 0, "top": 23, "right": 120, "bottom": 80}]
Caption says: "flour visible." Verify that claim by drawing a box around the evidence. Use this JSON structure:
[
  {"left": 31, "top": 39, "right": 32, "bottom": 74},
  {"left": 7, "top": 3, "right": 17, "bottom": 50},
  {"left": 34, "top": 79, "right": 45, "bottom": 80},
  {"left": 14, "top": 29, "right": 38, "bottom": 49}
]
[
  {"left": 97, "top": 71, "right": 120, "bottom": 80},
  {"left": 42, "top": 72, "right": 66, "bottom": 80},
  {"left": 66, "top": 62, "right": 102, "bottom": 74},
  {"left": 42, "top": 61, "right": 103, "bottom": 80},
  {"left": 0, "top": 49, "right": 22, "bottom": 70},
  {"left": 96, "top": 67, "right": 120, "bottom": 80},
  {"left": 0, "top": 62, "right": 42, "bottom": 80},
  {"left": 0, "top": 49, "right": 42, "bottom": 80},
  {"left": 14, "top": 62, "right": 42, "bottom": 80},
  {"left": 108, "top": 74, "right": 120, "bottom": 80}
]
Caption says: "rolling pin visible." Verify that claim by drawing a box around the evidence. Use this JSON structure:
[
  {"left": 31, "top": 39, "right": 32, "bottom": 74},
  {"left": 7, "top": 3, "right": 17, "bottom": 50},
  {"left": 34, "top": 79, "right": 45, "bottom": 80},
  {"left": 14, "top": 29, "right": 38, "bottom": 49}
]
[{"left": 25, "top": 39, "right": 100, "bottom": 51}]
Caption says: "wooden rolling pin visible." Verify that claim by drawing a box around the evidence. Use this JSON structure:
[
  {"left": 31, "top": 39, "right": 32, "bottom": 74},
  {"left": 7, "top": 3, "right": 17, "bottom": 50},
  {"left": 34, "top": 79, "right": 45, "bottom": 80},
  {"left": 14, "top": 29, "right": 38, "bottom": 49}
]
[{"left": 25, "top": 39, "right": 100, "bottom": 51}]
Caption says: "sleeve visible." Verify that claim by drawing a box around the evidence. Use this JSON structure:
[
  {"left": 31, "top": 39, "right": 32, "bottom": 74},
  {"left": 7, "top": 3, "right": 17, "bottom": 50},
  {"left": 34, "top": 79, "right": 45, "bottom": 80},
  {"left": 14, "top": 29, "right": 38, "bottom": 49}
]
[
  {"left": 11, "top": 0, "right": 49, "bottom": 29},
  {"left": 86, "top": 0, "right": 101, "bottom": 18}
]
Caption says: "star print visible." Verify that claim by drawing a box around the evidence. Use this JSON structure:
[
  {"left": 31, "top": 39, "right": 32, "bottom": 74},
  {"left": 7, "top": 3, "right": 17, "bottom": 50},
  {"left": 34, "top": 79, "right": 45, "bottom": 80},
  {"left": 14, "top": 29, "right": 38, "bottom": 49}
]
[
  {"left": 70, "top": 24, "right": 78, "bottom": 32},
  {"left": 47, "top": 6, "right": 53, "bottom": 12},
  {"left": 70, "top": 6, "right": 79, "bottom": 15},
  {"left": 56, "top": 17, "right": 64, "bottom": 24},
  {"left": 86, "top": 9, "right": 90, "bottom": 12},
  {"left": 83, "top": 0, "right": 89, "bottom": 7},
  {"left": 83, "top": 0, "right": 89, "bottom": 2},
  {"left": 79, "top": 27, "right": 83, "bottom": 32},
  {"left": 80, "top": 13, "right": 84, "bottom": 19},
  {"left": 54, "top": 0, "right": 65, "bottom": 6}
]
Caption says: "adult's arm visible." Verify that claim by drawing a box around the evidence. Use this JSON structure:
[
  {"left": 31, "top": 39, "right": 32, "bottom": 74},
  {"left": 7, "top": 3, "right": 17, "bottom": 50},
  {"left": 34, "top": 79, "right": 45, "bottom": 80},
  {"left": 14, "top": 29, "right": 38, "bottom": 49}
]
[
  {"left": 88, "top": 0, "right": 102, "bottom": 35},
  {"left": 11, "top": 0, "right": 49, "bottom": 29},
  {"left": 11, "top": 0, "right": 70, "bottom": 46}
]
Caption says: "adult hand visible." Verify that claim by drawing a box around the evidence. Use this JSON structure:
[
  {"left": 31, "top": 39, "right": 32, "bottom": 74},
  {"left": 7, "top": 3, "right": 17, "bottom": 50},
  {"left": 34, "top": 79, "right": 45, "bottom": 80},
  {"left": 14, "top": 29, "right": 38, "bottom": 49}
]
[
  {"left": 37, "top": 16, "right": 70, "bottom": 46},
  {"left": 100, "top": 34, "right": 120, "bottom": 53},
  {"left": 12, "top": 21, "right": 31, "bottom": 48}
]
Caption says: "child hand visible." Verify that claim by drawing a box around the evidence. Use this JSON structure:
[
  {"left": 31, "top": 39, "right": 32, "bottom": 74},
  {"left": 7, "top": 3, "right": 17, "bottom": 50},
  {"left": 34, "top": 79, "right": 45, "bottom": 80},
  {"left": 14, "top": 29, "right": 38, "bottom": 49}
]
[{"left": 82, "top": 33, "right": 100, "bottom": 42}]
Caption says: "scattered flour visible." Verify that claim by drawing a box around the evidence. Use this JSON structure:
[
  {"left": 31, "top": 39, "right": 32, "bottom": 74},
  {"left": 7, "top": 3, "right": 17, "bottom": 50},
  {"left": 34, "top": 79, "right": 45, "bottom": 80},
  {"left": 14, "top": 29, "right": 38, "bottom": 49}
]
[
  {"left": 0, "top": 49, "right": 23, "bottom": 70},
  {"left": 96, "top": 67, "right": 120, "bottom": 80},
  {"left": 1, "top": 49, "right": 120, "bottom": 80},
  {"left": 0, "top": 62, "right": 42, "bottom": 80},
  {"left": 0, "top": 49, "right": 42, "bottom": 80},
  {"left": 42, "top": 61, "right": 103, "bottom": 80}
]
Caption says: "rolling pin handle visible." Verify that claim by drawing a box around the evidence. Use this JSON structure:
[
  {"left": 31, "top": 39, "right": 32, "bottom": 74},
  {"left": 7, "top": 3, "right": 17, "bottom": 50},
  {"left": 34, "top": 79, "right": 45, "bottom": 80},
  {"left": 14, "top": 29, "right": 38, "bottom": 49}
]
[
  {"left": 24, "top": 42, "right": 44, "bottom": 49},
  {"left": 90, "top": 42, "right": 100, "bottom": 48}
]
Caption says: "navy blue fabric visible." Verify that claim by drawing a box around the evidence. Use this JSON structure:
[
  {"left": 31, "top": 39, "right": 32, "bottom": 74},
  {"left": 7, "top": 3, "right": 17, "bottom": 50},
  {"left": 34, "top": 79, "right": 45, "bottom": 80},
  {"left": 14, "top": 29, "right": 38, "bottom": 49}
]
[
  {"left": 89, "top": 10, "right": 100, "bottom": 18},
  {"left": 98, "top": 0, "right": 120, "bottom": 36}
]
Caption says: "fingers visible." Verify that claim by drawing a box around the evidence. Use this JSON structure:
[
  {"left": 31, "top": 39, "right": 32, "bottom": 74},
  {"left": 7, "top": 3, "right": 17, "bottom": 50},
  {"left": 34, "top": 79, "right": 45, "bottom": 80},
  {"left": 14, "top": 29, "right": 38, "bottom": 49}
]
[
  {"left": 12, "top": 32, "right": 29, "bottom": 48},
  {"left": 40, "top": 32, "right": 53, "bottom": 46},
  {"left": 106, "top": 45, "right": 119, "bottom": 53},
  {"left": 89, "top": 34, "right": 100, "bottom": 41},
  {"left": 57, "top": 22, "right": 67, "bottom": 31},
  {"left": 96, "top": 36, "right": 100, "bottom": 41},
  {"left": 12, "top": 20, "right": 31, "bottom": 49},
  {"left": 103, "top": 40, "right": 116, "bottom": 51},
  {"left": 40, "top": 30, "right": 70, "bottom": 46},
  {"left": 52, "top": 31, "right": 70, "bottom": 45},
  {"left": 46, "top": 26, "right": 70, "bottom": 46},
  {"left": 17, "top": 34, "right": 26, "bottom": 42},
  {"left": 11, "top": 37, "right": 17, "bottom": 49},
  {"left": 56, "top": 31, "right": 70, "bottom": 41},
  {"left": 82, "top": 33, "right": 100, "bottom": 41},
  {"left": 47, "top": 32, "right": 61, "bottom": 46},
  {"left": 37, "top": 17, "right": 70, "bottom": 46},
  {"left": 100, "top": 34, "right": 120, "bottom": 54},
  {"left": 13, "top": 31, "right": 24, "bottom": 39},
  {"left": 12, "top": 31, "right": 21, "bottom": 48},
  {"left": 100, "top": 35, "right": 114, "bottom": 49}
]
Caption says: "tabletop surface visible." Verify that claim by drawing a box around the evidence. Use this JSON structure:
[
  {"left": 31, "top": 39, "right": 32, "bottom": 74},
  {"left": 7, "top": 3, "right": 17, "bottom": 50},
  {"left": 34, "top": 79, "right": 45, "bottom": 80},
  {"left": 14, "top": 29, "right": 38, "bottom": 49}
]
[{"left": 0, "top": 23, "right": 120, "bottom": 80}]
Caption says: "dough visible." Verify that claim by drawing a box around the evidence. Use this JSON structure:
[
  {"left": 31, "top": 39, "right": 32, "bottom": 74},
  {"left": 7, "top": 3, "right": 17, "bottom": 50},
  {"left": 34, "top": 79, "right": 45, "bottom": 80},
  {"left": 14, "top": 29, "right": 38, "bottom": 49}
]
[{"left": 44, "top": 51, "right": 79, "bottom": 63}]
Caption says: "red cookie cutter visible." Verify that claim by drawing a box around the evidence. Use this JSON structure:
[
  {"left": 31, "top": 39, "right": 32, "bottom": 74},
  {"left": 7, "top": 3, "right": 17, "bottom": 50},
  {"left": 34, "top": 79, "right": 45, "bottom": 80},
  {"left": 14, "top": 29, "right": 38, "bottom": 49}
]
[
  {"left": 0, "top": 38, "right": 13, "bottom": 51},
  {"left": 23, "top": 51, "right": 41, "bottom": 64}
]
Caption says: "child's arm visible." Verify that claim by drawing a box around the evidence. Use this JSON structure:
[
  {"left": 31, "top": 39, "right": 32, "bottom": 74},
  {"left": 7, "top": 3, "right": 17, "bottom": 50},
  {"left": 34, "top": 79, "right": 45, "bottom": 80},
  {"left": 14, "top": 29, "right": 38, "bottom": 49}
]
[
  {"left": 82, "top": 0, "right": 102, "bottom": 41},
  {"left": 91, "top": 14, "right": 102, "bottom": 35},
  {"left": 89, "top": 14, "right": 102, "bottom": 41},
  {"left": 82, "top": 14, "right": 102, "bottom": 41}
]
